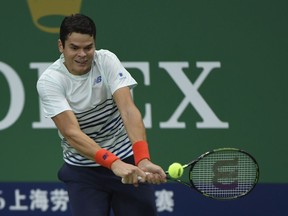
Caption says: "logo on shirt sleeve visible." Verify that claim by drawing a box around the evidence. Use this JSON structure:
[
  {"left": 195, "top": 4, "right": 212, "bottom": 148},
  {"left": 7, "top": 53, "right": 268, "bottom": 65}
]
[{"left": 118, "top": 72, "right": 126, "bottom": 80}]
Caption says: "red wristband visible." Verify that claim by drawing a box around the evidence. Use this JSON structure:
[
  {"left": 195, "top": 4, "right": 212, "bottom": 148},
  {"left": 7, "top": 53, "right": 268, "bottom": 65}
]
[
  {"left": 94, "top": 149, "right": 119, "bottom": 169},
  {"left": 132, "top": 141, "right": 150, "bottom": 165}
]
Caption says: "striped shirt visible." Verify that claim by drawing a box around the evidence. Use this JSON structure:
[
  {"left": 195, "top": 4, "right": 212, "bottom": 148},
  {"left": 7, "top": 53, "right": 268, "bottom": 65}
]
[{"left": 37, "top": 49, "right": 137, "bottom": 166}]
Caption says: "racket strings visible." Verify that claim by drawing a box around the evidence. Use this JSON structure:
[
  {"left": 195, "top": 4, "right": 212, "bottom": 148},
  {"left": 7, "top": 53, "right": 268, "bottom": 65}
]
[{"left": 190, "top": 150, "right": 258, "bottom": 199}]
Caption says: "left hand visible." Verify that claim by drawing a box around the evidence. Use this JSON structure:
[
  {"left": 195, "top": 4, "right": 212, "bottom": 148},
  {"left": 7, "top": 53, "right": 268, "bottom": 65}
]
[{"left": 137, "top": 159, "right": 167, "bottom": 184}]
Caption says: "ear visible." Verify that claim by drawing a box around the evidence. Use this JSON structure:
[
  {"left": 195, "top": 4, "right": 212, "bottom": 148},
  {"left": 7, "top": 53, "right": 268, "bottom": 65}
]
[{"left": 58, "top": 39, "right": 64, "bottom": 53}]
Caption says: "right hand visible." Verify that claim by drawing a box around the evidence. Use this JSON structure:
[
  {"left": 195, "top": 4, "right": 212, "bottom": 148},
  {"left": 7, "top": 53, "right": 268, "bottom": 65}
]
[{"left": 111, "top": 160, "right": 147, "bottom": 187}]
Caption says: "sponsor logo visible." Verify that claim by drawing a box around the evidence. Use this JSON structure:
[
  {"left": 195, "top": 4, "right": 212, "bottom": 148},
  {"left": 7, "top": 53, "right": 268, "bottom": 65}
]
[
  {"left": 0, "top": 61, "right": 229, "bottom": 130},
  {"left": 27, "top": 0, "right": 82, "bottom": 33},
  {"left": 93, "top": 76, "right": 102, "bottom": 86}
]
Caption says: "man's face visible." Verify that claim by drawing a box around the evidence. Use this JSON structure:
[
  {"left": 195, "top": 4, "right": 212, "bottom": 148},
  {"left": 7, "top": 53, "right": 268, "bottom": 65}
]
[{"left": 58, "top": 32, "right": 95, "bottom": 75}]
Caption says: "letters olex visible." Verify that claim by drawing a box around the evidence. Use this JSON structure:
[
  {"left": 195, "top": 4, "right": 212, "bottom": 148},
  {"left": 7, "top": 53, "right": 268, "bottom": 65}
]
[{"left": 0, "top": 61, "right": 228, "bottom": 130}]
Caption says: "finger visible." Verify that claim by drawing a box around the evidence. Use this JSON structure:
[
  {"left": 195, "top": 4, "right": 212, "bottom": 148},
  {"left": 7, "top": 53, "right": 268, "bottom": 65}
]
[
  {"left": 121, "top": 172, "right": 133, "bottom": 184},
  {"left": 121, "top": 177, "right": 127, "bottom": 184},
  {"left": 135, "top": 169, "right": 148, "bottom": 181},
  {"left": 132, "top": 174, "right": 140, "bottom": 187},
  {"left": 121, "top": 171, "right": 140, "bottom": 184},
  {"left": 147, "top": 173, "right": 164, "bottom": 184},
  {"left": 122, "top": 173, "right": 147, "bottom": 185}
]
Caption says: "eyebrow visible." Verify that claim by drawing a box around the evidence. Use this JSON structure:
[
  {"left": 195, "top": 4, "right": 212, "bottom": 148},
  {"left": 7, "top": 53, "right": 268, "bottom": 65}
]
[{"left": 69, "top": 43, "right": 94, "bottom": 48}]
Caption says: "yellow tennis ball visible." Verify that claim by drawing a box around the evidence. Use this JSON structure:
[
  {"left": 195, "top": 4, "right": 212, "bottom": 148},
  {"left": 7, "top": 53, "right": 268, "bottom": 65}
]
[{"left": 168, "top": 162, "right": 183, "bottom": 179}]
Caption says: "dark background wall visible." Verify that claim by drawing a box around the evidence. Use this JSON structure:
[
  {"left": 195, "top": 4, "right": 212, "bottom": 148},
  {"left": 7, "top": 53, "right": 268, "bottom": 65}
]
[{"left": 0, "top": 0, "right": 287, "bottom": 184}]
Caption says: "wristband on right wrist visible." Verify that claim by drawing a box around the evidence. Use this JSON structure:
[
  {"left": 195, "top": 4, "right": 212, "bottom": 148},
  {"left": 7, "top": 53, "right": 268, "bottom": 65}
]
[
  {"left": 94, "top": 149, "right": 119, "bottom": 169},
  {"left": 132, "top": 140, "right": 151, "bottom": 165}
]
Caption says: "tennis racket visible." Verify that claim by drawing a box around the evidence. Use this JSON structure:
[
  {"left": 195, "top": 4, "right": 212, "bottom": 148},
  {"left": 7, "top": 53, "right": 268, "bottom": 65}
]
[{"left": 165, "top": 148, "right": 259, "bottom": 200}]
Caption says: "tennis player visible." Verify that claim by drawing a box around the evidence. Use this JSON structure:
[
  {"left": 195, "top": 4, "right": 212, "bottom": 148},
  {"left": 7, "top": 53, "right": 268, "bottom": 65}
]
[{"left": 37, "top": 14, "right": 166, "bottom": 216}]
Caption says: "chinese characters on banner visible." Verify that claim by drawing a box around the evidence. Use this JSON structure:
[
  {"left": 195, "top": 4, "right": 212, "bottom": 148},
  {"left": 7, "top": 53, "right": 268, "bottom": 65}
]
[{"left": 0, "top": 183, "right": 176, "bottom": 215}]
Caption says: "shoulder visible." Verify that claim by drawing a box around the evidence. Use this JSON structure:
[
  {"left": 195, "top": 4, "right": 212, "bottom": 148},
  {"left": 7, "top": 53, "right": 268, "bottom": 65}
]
[
  {"left": 38, "top": 57, "right": 66, "bottom": 82},
  {"left": 95, "top": 49, "right": 120, "bottom": 63},
  {"left": 37, "top": 58, "right": 66, "bottom": 90},
  {"left": 96, "top": 49, "right": 116, "bottom": 57}
]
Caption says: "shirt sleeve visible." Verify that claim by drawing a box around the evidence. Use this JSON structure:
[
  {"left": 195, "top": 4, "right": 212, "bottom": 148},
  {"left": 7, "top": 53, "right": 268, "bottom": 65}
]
[
  {"left": 37, "top": 73, "right": 72, "bottom": 118},
  {"left": 99, "top": 50, "right": 137, "bottom": 95}
]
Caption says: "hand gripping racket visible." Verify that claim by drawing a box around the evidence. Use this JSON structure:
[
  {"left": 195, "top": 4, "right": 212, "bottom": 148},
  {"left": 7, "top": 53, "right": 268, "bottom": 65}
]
[{"left": 166, "top": 148, "right": 259, "bottom": 200}]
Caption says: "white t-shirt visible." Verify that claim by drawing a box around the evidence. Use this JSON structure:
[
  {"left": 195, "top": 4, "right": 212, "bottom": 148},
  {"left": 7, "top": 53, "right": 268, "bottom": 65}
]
[{"left": 37, "top": 49, "right": 137, "bottom": 166}]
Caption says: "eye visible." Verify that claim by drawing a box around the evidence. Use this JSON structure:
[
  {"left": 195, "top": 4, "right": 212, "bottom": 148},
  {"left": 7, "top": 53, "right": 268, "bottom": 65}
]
[
  {"left": 70, "top": 45, "right": 78, "bottom": 51},
  {"left": 85, "top": 46, "right": 93, "bottom": 51}
]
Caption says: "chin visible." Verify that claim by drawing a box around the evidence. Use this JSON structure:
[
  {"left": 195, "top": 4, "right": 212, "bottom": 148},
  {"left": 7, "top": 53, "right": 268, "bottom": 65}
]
[{"left": 75, "top": 65, "right": 91, "bottom": 74}]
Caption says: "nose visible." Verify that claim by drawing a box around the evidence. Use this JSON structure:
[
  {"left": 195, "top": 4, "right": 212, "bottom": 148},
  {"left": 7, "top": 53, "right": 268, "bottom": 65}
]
[{"left": 77, "top": 49, "right": 87, "bottom": 57}]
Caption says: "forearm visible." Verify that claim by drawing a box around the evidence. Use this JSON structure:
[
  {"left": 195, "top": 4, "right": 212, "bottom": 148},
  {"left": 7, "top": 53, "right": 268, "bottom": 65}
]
[
  {"left": 121, "top": 106, "right": 147, "bottom": 144},
  {"left": 52, "top": 111, "right": 101, "bottom": 161},
  {"left": 113, "top": 87, "right": 151, "bottom": 165},
  {"left": 64, "top": 129, "right": 101, "bottom": 161},
  {"left": 119, "top": 106, "right": 152, "bottom": 165}
]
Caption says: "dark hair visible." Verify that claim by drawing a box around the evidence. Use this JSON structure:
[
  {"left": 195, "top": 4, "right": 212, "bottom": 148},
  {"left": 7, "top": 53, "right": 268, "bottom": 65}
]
[{"left": 60, "top": 14, "right": 96, "bottom": 47}]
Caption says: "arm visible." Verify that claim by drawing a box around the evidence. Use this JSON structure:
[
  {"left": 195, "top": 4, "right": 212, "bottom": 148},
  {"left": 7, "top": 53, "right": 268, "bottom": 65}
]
[
  {"left": 113, "top": 87, "right": 167, "bottom": 183},
  {"left": 52, "top": 109, "right": 147, "bottom": 186},
  {"left": 52, "top": 110, "right": 100, "bottom": 160},
  {"left": 113, "top": 87, "right": 146, "bottom": 144}
]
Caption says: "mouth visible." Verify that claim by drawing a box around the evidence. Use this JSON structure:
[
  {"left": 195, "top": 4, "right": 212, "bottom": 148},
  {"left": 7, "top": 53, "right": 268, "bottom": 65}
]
[{"left": 75, "top": 59, "right": 88, "bottom": 65}]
